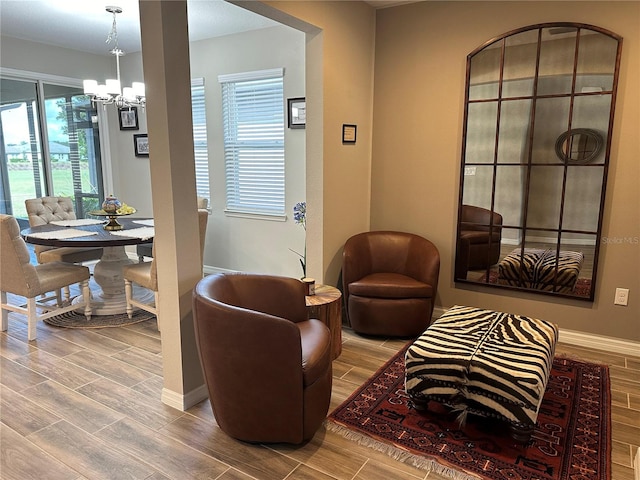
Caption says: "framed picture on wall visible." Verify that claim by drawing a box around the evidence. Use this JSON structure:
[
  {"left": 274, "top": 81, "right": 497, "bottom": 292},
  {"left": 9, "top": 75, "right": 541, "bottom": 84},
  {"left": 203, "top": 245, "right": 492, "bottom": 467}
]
[
  {"left": 342, "top": 124, "right": 357, "bottom": 144},
  {"left": 287, "top": 97, "right": 306, "bottom": 129},
  {"left": 133, "top": 134, "right": 149, "bottom": 157},
  {"left": 118, "top": 107, "right": 139, "bottom": 130}
]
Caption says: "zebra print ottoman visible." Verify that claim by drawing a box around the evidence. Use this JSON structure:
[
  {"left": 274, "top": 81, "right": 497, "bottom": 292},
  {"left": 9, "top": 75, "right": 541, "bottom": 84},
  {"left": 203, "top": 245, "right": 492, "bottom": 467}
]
[
  {"left": 405, "top": 305, "right": 558, "bottom": 442},
  {"left": 497, "top": 248, "right": 584, "bottom": 293}
]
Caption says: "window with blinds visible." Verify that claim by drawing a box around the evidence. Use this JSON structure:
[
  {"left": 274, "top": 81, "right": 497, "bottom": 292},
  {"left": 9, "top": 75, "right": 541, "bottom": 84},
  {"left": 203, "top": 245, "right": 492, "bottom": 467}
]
[
  {"left": 218, "top": 68, "right": 285, "bottom": 217},
  {"left": 191, "top": 78, "right": 210, "bottom": 205}
]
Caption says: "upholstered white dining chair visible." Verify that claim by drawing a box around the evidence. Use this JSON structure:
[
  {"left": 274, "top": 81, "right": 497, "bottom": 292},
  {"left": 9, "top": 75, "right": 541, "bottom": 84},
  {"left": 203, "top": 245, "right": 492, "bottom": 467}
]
[
  {"left": 124, "top": 209, "right": 208, "bottom": 325},
  {"left": 0, "top": 214, "right": 92, "bottom": 341},
  {"left": 25, "top": 196, "right": 104, "bottom": 264}
]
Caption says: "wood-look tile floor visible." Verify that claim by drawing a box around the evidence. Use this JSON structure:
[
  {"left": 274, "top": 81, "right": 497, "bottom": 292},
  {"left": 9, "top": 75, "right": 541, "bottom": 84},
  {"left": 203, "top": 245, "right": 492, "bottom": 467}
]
[{"left": 1, "top": 308, "right": 638, "bottom": 479}]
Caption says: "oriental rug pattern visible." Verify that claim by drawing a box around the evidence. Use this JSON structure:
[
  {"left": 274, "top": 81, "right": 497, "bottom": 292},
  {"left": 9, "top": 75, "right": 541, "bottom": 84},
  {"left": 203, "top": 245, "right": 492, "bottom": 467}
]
[{"left": 326, "top": 345, "right": 610, "bottom": 480}]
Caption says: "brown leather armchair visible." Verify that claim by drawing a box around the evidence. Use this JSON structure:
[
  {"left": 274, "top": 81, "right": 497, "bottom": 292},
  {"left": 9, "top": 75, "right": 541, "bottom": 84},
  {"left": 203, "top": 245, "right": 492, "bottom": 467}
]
[
  {"left": 192, "top": 272, "right": 332, "bottom": 444},
  {"left": 456, "top": 205, "right": 503, "bottom": 279},
  {"left": 342, "top": 231, "right": 440, "bottom": 337}
]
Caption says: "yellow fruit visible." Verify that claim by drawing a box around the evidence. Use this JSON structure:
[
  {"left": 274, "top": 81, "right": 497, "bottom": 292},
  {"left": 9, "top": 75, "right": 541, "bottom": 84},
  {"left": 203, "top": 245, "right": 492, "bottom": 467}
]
[{"left": 116, "top": 203, "right": 135, "bottom": 215}]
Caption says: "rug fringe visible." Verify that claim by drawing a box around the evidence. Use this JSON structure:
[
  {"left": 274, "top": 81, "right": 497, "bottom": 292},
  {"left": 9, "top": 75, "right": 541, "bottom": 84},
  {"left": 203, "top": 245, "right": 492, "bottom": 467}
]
[
  {"left": 554, "top": 352, "right": 610, "bottom": 367},
  {"left": 324, "top": 420, "right": 481, "bottom": 480}
]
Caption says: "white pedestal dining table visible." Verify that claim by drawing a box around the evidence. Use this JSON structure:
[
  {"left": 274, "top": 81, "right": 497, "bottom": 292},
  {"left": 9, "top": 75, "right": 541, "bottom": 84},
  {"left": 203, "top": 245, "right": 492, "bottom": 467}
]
[{"left": 21, "top": 217, "right": 155, "bottom": 316}]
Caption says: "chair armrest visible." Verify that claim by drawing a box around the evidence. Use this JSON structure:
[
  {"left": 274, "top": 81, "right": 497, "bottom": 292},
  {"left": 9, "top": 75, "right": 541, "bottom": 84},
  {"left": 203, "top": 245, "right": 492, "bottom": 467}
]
[
  {"left": 297, "top": 319, "right": 331, "bottom": 386},
  {"left": 196, "top": 273, "right": 308, "bottom": 323}
]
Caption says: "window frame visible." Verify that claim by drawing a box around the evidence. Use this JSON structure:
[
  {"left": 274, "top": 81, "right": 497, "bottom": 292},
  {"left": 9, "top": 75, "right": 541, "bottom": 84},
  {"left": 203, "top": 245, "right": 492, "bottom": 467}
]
[
  {"left": 218, "top": 68, "right": 285, "bottom": 219},
  {"left": 191, "top": 78, "right": 210, "bottom": 207}
]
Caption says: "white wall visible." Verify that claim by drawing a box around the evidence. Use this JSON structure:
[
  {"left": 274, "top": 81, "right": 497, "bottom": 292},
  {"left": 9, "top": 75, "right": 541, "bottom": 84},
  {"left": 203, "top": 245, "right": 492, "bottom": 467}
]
[
  {"left": 0, "top": 36, "right": 113, "bottom": 81},
  {"left": 112, "top": 25, "right": 307, "bottom": 277},
  {"left": 0, "top": 26, "right": 306, "bottom": 278}
]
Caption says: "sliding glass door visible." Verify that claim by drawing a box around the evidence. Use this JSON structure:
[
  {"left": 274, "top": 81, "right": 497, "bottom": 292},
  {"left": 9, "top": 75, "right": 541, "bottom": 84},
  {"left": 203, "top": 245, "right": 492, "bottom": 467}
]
[{"left": 0, "top": 77, "right": 104, "bottom": 225}]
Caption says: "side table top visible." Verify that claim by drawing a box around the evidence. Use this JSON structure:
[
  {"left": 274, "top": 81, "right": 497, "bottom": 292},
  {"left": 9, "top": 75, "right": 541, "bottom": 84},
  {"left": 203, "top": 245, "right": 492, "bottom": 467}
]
[{"left": 306, "top": 284, "right": 341, "bottom": 307}]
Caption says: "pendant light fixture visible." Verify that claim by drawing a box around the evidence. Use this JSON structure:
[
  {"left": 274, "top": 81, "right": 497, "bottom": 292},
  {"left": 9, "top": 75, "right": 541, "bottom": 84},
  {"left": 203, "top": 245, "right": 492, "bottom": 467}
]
[{"left": 83, "top": 6, "right": 145, "bottom": 109}]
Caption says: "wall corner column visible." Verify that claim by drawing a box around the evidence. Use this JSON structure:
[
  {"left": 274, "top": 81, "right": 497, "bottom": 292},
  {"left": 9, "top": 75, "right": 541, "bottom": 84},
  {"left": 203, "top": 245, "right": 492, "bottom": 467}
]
[{"left": 138, "top": 0, "right": 206, "bottom": 409}]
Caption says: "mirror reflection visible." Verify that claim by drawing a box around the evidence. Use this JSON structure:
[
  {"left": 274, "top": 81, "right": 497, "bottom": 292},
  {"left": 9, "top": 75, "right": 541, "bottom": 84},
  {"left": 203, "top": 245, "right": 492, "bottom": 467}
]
[
  {"left": 456, "top": 23, "right": 622, "bottom": 300},
  {"left": 555, "top": 128, "right": 604, "bottom": 163}
]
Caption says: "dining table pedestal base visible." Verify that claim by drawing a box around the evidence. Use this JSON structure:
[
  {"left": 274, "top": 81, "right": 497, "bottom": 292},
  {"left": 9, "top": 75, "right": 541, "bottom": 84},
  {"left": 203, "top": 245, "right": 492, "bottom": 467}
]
[{"left": 72, "top": 246, "right": 155, "bottom": 316}]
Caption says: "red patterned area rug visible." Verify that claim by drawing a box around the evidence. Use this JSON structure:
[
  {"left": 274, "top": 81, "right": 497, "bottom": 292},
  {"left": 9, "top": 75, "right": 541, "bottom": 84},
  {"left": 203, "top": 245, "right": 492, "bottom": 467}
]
[{"left": 326, "top": 345, "right": 611, "bottom": 480}]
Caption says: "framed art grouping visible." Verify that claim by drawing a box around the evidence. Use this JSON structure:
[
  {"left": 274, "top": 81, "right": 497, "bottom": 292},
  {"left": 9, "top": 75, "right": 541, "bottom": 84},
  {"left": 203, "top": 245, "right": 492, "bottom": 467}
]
[
  {"left": 118, "top": 107, "right": 139, "bottom": 130},
  {"left": 287, "top": 97, "right": 306, "bottom": 129},
  {"left": 133, "top": 134, "right": 149, "bottom": 157}
]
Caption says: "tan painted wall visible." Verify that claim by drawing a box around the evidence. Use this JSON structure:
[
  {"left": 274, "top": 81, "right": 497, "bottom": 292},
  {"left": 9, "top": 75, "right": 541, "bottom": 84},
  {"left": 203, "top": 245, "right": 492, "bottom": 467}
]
[
  {"left": 372, "top": 2, "right": 639, "bottom": 341},
  {"left": 257, "top": 1, "right": 377, "bottom": 284}
]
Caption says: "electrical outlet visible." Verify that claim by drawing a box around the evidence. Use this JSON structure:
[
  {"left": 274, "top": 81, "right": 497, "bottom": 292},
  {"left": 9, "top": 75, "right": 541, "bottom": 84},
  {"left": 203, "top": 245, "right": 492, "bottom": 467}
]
[{"left": 614, "top": 288, "right": 629, "bottom": 306}]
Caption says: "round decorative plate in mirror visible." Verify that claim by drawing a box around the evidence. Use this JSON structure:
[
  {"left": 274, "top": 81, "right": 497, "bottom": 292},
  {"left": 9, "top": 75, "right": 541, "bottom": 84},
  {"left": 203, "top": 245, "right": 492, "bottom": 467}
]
[{"left": 555, "top": 128, "right": 604, "bottom": 163}]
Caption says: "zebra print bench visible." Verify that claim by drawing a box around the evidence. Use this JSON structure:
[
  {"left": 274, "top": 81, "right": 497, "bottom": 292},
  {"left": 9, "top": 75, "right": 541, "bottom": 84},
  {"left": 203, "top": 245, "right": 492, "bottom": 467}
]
[
  {"left": 497, "top": 248, "right": 584, "bottom": 293},
  {"left": 405, "top": 305, "right": 558, "bottom": 442}
]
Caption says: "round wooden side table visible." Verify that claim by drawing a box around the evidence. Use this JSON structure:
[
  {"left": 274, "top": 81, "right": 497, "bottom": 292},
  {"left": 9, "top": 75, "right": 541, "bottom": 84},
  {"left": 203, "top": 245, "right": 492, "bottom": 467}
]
[{"left": 306, "top": 284, "right": 342, "bottom": 360}]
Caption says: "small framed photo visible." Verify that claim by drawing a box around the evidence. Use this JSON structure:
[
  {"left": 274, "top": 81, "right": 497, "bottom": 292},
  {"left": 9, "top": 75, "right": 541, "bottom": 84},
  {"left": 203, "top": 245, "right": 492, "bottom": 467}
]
[
  {"left": 133, "top": 134, "right": 149, "bottom": 157},
  {"left": 118, "top": 107, "right": 139, "bottom": 130},
  {"left": 287, "top": 97, "right": 306, "bottom": 129},
  {"left": 342, "top": 124, "right": 357, "bottom": 144}
]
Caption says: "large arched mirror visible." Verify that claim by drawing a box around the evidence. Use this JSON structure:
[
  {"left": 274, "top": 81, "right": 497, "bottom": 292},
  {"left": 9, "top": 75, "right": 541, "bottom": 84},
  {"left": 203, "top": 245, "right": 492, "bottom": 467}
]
[{"left": 455, "top": 23, "right": 622, "bottom": 301}]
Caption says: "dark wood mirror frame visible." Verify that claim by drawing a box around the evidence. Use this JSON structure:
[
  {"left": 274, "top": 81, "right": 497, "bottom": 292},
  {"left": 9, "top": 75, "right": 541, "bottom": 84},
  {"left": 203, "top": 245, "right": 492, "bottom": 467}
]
[{"left": 455, "top": 23, "right": 623, "bottom": 301}]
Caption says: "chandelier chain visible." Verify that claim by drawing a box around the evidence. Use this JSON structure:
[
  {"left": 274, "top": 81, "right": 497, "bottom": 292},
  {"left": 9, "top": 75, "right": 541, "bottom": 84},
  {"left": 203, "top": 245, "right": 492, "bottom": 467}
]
[{"left": 106, "top": 9, "right": 123, "bottom": 56}]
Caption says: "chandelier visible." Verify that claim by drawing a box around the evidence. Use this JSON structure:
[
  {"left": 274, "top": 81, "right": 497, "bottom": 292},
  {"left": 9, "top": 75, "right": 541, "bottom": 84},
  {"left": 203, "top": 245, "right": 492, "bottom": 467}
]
[{"left": 83, "top": 6, "right": 145, "bottom": 109}]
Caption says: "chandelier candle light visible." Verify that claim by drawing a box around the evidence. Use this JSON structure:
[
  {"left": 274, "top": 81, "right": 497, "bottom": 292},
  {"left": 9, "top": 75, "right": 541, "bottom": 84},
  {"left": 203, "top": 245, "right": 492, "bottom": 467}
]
[{"left": 83, "top": 6, "right": 145, "bottom": 109}]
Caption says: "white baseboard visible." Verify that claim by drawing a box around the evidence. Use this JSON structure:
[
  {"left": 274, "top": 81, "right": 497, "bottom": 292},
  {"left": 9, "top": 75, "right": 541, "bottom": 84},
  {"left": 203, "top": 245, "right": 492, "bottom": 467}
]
[
  {"left": 203, "top": 265, "right": 237, "bottom": 275},
  {"left": 161, "top": 384, "right": 209, "bottom": 411},
  {"left": 558, "top": 329, "right": 640, "bottom": 357},
  {"left": 634, "top": 446, "right": 640, "bottom": 480},
  {"left": 432, "top": 306, "right": 640, "bottom": 357},
  {"left": 124, "top": 254, "right": 235, "bottom": 277}
]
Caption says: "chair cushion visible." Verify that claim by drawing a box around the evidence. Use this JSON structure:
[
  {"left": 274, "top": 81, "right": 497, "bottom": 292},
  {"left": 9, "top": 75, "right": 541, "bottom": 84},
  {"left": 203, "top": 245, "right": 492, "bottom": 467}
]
[
  {"left": 122, "top": 261, "right": 157, "bottom": 290},
  {"left": 459, "top": 230, "right": 500, "bottom": 245},
  {"left": 349, "top": 273, "right": 433, "bottom": 299},
  {"left": 297, "top": 319, "right": 331, "bottom": 387},
  {"left": 33, "top": 262, "right": 91, "bottom": 297}
]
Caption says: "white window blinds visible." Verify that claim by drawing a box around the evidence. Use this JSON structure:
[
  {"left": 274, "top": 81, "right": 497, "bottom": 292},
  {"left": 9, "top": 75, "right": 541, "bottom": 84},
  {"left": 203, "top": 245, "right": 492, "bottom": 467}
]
[
  {"left": 218, "top": 68, "right": 285, "bottom": 216},
  {"left": 191, "top": 78, "right": 210, "bottom": 204}
]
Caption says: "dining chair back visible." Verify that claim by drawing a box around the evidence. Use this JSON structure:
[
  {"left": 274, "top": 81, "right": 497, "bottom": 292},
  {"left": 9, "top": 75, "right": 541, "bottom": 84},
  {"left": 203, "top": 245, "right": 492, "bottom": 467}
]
[
  {"left": 25, "top": 196, "right": 103, "bottom": 264},
  {"left": 137, "top": 196, "right": 208, "bottom": 261},
  {"left": 124, "top": 209, "right": 208, "bottom": 323},
  {"left": 0, "top": 214, "right": 92, "bottom": 340}
]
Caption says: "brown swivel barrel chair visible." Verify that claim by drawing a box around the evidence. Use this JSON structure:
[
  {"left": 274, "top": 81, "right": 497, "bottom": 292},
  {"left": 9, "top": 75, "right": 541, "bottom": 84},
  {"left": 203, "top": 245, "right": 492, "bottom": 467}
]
[
  {"left": 342, "top": 231, "right": 440, "bottom": 337},
  {"left": 192, "top": 273, "right": 332, "bottom": 444},
  {"left": 455, "top": 205, "right": 503, "bottom": 279}
]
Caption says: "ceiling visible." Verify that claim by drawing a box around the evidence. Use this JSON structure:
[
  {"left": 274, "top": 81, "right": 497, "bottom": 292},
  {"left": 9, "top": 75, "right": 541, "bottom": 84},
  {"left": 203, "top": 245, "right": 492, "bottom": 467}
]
[{"left": 0, "top": 0, "right": 419, "bottom": 57}]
